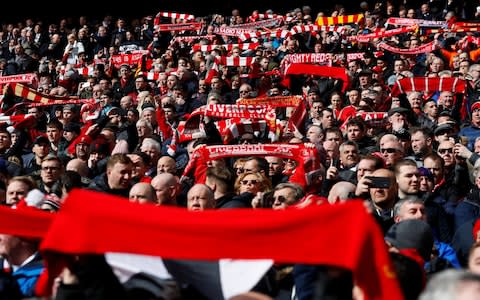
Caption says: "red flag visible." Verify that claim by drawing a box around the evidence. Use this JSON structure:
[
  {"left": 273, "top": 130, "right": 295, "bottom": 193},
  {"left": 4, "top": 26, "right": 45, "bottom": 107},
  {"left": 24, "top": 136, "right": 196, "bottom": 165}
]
[{"left": 36, "top": 189, "right": 403, "bottom": 300}]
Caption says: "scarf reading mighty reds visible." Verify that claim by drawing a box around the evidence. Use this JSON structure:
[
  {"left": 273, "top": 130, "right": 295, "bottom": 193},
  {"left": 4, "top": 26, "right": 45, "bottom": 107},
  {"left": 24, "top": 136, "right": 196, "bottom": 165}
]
[{"left": 0, "top": 189, "right": 401, "bottom": 300}]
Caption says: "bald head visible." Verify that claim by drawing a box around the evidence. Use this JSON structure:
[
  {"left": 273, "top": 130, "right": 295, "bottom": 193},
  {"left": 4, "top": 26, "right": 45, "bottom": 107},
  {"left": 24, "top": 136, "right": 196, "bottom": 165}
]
[
  {"left": 151, "top": 173, "right": 178, "bottom": 205},
  {"left": 157, "top": 155, "right": 177, "bottom": 175},
  {"left": 66, "top": 158, "right": 89, "bottom": 177},
  {"left": 129, "top": 182, "right": 156, "bottom": 204},
  {"left": 328, "top": 181, "right": 356, "bottom": 204},
  {"left": 187, "top": 184, "right": 215, "bottom": 211}
]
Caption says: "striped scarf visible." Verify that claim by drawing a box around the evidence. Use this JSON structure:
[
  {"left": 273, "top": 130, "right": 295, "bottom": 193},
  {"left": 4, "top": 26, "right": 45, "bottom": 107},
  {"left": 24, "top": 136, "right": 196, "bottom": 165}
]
[{"left": 316, "top": 14, "right": 363, "bottom": 26}]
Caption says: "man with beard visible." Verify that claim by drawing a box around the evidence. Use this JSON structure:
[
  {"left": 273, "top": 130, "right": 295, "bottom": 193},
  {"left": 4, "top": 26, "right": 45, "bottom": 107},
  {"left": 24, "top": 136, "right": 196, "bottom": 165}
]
[{"left": 407, "top": 127, "right": 434, "bottom": 167}]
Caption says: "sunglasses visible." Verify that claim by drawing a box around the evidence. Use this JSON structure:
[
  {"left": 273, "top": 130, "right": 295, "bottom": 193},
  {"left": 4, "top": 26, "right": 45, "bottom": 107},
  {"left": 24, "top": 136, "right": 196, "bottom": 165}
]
[
  {"left": 380, "top": 148, "right": 398, "bottom": 154},
  {"left": 241, "top": 179, "right": 258, "bottom": 185},
  {"left": 438, "top": 148, "right": 453, "bottom": 154}
]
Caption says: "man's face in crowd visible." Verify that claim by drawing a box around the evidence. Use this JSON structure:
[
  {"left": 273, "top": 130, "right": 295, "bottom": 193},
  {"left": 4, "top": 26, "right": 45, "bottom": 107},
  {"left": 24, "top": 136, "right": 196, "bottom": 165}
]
[
  {"left": 107, "top": 162, "right": 132, "bottom": 189},
  {"left": 340, "top": 145, "right": 359, "bottom": 168},
  {"left": 396, "top": 165, "right": 420, "bottom": 196},
  {"left": 410, "top": 131, "right": 431, "bottom": 156}
]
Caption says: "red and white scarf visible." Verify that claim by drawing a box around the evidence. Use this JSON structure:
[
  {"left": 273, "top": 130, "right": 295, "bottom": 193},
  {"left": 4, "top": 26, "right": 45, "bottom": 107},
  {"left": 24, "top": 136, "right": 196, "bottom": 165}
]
[
  {"left": 349, "top": 25, "right": 417, "bottom": 42},
  {"left": 390, "top": 77, "right": 466, "bottom": 96},
  {"left": 385, "top": 17, "right": 446, "bottom": 27},
  {"left": 192, "top": 43, "right": 259, "bottom": 53},
  {"left": 377, "top": 41, "right": 438, "bottom": 55}
]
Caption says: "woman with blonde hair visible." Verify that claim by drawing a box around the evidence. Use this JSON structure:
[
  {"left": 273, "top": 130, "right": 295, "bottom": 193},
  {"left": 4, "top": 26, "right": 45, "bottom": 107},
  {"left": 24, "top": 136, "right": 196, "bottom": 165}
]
[{"left": 234, "top": 171, "right": 272, "bottom": 196}]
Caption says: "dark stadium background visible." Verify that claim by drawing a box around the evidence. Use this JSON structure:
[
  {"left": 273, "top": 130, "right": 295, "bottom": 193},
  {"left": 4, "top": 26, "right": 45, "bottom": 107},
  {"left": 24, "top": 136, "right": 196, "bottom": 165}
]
[{"left": 1, "top": 1, "right": 362, "bottom": 23}]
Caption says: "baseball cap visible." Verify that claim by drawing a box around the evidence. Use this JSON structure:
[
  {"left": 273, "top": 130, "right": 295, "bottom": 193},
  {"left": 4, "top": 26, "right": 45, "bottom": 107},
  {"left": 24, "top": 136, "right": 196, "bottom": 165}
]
[{"left": 388, "top": 107, "right": 410, "bottom": 117}]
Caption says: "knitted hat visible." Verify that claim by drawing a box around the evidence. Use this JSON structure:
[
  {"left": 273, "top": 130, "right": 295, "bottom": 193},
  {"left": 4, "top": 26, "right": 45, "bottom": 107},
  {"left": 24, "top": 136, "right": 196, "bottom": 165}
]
[{"left": 385, "top": 219, "right": 434, "bottom": 261}]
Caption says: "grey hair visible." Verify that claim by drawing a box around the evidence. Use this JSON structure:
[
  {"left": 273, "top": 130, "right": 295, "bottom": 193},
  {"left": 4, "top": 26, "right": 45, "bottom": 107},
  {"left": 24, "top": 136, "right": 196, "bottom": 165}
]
[
  {"left": 393, "top": 197, "right": 424, "bottom": 218},
  {"left": 419, "top": 269, "right": 480, "bottom": 300},
  {"left": 141, "top": 137, "right": 161, "bottom": 152},
  {"left": 274, "top": 182, "right": 304, "bottom": 201}
]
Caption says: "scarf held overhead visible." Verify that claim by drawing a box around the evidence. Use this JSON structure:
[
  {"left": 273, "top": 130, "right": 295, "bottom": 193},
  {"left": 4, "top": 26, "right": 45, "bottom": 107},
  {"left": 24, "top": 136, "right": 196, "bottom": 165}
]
[
  {"left": 35, "top": 189, "right": 403, "bottom": 300},
  {"left": 283, "top": 64, "right": 350, "bottom": 92}
]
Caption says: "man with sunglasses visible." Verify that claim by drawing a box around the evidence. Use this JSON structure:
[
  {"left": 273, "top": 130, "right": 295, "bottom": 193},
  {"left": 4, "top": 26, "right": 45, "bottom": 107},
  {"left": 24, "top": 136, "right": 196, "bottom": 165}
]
[{"left": 380, "top": 138, "right": 405, "bottom": 169}]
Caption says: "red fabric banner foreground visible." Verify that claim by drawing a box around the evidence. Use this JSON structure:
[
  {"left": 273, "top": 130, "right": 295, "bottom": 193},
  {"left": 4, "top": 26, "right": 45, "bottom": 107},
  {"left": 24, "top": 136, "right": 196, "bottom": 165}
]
[
  {"left": 0, "top": 205, "right": 53, "bottom": 239},
  {"left": 33, "top": 189, "right": 403, "bottom": 300}
]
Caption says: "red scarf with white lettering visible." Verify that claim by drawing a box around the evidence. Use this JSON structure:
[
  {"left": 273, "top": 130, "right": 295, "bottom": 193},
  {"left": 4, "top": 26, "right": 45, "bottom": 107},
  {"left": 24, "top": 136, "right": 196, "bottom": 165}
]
[
  {"left": 182, "top": 143, "right": 320, "bottom": 189},
  {"left": 377, "top": 41, "right": 438, "bottom": 55}
]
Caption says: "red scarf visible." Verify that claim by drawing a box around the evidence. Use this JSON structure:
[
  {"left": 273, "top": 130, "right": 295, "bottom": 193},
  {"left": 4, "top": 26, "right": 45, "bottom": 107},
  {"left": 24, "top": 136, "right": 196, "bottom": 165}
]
[
  {"left": 283, "top": 64, "right": 350, "bottom": 92},
  {"left": 32, "top": 190, "right": 403, "bottom": 300},
  {"left": 182, "top": 143, "right": 320, "bottom": 189},
  {"left": 390, "top": 77, "right": 466, "bottom": 97}
]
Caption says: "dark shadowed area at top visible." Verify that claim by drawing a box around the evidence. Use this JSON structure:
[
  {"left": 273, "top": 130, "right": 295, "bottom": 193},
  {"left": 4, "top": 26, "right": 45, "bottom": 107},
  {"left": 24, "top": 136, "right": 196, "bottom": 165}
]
[{"left": 2, "top": 0, "right": 361, "bottom": 22}]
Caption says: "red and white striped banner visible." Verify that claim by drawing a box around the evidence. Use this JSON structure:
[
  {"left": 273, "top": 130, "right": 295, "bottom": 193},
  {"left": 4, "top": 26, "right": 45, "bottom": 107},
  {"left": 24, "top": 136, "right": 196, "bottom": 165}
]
[
  {"left": 216, "top": 118, "right": 268, "bottom": 144},
  {"left": 238, "top": 32, "right": 262, "bottom": 41},
  {"left": 378, "top": 41, "right": 438, "bottom": 55},
  {"left": 385, "top": 17, "right": 446, "bottom": 28},
  {"left": 349, "top": 25, "right": 417, "bottom": 42},
  {"left": 390, "top": 77, "right": 466, "bottom": 96},
  {"left": 175, "top": 35, "right": 216, "bottom": 43},
  {"left": 290, "top": 25, "right": 345, "bottom": 35},
  {"left": 192, "top": 43, "right": 259, "bottom": 53},
  {"left": 268, "top": 29, "right": 292, "bottom": 39},
  {"left": 154, "top": 12, "right": 195, "bottom": 25},
  {"left": 215, "top": 56, "right": 256, "bottom": 67}
]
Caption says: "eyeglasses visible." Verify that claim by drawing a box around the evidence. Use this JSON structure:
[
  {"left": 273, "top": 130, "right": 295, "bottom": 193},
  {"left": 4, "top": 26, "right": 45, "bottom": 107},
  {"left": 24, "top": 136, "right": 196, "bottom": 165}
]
[
  {"left": 241, "top": 179, "right": 258, "bottom": 185},
  {"left": 239, "top": 90, "right": 251, "bottom": 94},
  {"left": 380, "top": 148, "right": 398, "bottom": 154},
  {"left": 438, "top": 148, "right": 453, "bottom": 154},
  {"left": 42, "top": 166, "right": 60, "bottom": 171},
  {"left": 273, "top": 195, "right": 287, "bottom": 203}
]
